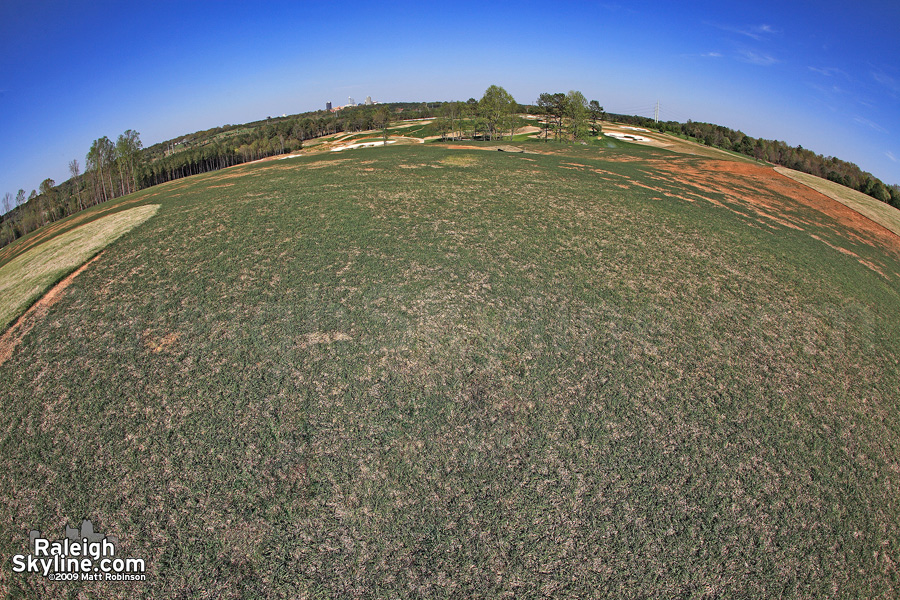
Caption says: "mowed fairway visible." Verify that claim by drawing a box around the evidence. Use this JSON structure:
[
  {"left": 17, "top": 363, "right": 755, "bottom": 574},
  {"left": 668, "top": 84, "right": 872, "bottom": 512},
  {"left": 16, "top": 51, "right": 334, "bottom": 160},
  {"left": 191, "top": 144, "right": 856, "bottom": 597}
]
[{"left": 1, "top": 142, "right": 899, "bottom": 598}]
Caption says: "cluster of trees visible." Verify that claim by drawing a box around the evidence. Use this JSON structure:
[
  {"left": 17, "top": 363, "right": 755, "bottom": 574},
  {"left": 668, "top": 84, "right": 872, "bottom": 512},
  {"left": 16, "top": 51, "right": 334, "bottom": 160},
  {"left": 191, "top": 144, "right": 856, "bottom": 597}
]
[
  {"left": 611, "top": 114, "right": 900, "bottom": 207},
  {"left": 431, "top": 91, "right": 526, "bottom": 142},
  {"left": 139, "top": 105, "right": 415, "bottom": 186},
  {"left": 0, "top": 103, "right": 428, "bottom": 246},
  {"left": 3, "top": 87, "right": 898, "bottom": 249},
  {"left": 434, "top": 87, "right": 525, "bottom": 141},
  {"left": 1, "top": 130, "right": 146, "bottom": 245},
  {"left": 536, "top": 91, "right": 604, "bottom": 141},
  {"left": 431, "top": 87, "right": 603, "bottom": 143}
]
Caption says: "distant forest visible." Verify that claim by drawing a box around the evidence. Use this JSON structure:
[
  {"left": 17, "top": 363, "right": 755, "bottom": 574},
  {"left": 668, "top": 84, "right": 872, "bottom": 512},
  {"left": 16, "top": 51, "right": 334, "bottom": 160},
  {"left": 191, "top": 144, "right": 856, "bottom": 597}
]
[{"left": 2, "top": 92, "right": 898, "bottom": 249}]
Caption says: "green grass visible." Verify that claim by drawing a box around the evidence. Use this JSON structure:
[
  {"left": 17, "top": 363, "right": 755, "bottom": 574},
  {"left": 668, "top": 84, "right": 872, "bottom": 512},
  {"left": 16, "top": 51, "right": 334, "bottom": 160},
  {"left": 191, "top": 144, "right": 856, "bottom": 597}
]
[
  {"left": 1, "top": 142, "right": 899, "bottom": 598},
  {"left": 387, "top": 121, "right": 440, "bottom": 138}
]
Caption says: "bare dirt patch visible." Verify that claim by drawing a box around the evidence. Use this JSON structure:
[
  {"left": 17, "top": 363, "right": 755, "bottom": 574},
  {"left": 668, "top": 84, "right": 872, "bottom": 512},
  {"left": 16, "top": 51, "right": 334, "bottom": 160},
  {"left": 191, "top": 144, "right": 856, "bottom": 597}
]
[
  {"left": 648, "top": 158, "right": 900, "bottom": 266},
  {"left": 775, "top": 167, "right": 900, "bottom": 238},
  {"left": 304, "top": 159, "right": 352, "bottom": 170},
  {"left": 514, "top": 125, "right": 542, "bottom": 137}
]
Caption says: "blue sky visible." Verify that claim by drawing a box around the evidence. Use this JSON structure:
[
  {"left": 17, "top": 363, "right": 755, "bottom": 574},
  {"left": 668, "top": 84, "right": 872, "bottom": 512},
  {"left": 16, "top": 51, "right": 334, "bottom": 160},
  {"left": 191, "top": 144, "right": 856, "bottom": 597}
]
[{"left": 1, "top": 0, "right": 898, "bottom": 202}]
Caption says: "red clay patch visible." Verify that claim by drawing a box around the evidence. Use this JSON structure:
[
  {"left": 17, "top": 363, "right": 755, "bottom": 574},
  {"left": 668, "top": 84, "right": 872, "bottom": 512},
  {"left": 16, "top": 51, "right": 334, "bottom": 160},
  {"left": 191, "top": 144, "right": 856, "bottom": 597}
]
[{"left": 648, "top": 158, "right": 900, "bottom": 265}]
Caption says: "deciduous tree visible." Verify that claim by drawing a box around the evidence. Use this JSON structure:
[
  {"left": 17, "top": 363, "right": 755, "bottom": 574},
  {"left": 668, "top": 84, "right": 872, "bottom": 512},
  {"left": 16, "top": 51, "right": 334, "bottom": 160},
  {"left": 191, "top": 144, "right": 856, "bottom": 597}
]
[
  {"left": 478, "top": 85, "right": 515, "bottom": 141},
  {"left": 39, "top": 179, "right": 57, "bottom": 227},
  {"left": 374, "top": 106, "right": 392, "bottom": 144},
  {"left": 116, "top": 130, "right": 142, "bottom": 195},
  {"left": 537, "top": 92, "right": 567, "bottom": 140},
  {"left": 565, "top": 91, "right": 589, "bottom": 141}
]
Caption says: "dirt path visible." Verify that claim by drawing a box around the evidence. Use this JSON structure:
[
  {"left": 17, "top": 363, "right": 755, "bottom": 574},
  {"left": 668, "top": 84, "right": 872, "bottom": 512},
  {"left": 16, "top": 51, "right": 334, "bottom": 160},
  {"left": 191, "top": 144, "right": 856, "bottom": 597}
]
[{"left": 0, "top": 253, "right": 103, "bottom": 366}]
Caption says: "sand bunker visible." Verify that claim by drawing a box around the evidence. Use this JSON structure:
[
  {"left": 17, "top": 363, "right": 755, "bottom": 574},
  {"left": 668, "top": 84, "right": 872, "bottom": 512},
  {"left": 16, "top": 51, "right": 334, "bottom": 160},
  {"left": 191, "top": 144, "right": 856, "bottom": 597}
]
[
  {"left": 605, "top": 132, "right": 653, "bottom": 143},
  {"left": 332, "top": 140, "right": 397, "bottom": 152}
]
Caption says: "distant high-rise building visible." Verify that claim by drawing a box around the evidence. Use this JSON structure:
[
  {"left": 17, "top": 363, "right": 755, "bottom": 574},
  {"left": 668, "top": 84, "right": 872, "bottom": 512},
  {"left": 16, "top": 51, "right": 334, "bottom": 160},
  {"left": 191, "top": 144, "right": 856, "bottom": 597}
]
[
  {"left": 326, "top": 101, "right": 332, "bottom": 111},
  {"left": 348, "top": 96, "right": 355, "bottom": 107},
  {"left": 365, "top": 96, "right": 373, "bottom": 106}
]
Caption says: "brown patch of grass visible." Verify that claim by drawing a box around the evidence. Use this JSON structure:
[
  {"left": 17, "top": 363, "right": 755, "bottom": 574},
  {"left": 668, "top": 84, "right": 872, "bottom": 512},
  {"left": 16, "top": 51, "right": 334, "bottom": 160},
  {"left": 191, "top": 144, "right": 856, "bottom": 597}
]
[
  {"left": 205, "top": 169, "right": 256, "bottom": 181},
  {"left": 809, "top": 234, "right": 859, "bottom": 257},
  {"left": 144, "top": 331, "right": 181, "bottom": 354},
  {"left": 304, "top": 159, "right": 351, "bottom": 170},
  {"left": 440, "top": 155, "right": 479, "bottom": 167},
  {"left": 298, "top": 331, "right": 353, "bottom": 348},
  {"left": 857, "top": 258, "right": 888, "bottom": 277}
]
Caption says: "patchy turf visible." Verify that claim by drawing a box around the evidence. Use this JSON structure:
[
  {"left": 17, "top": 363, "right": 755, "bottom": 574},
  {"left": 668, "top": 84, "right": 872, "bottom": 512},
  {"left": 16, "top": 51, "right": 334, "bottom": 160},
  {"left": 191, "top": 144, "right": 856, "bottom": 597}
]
[
  {"left": 1, "top": 141, "right": 899, "bottom": 599},
  {"left": 775, "top": 167, "right": 900, "bottom": 238},
  {"left": 0, "top": 205, "right": 160, "bottom": 333}
]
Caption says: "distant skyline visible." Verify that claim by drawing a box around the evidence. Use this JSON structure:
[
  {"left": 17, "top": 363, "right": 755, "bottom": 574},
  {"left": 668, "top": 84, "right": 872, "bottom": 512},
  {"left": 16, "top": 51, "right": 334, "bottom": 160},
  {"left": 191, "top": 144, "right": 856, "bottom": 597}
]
[{"left": 1, "top": 0, "right": 898, "bottom": 201}]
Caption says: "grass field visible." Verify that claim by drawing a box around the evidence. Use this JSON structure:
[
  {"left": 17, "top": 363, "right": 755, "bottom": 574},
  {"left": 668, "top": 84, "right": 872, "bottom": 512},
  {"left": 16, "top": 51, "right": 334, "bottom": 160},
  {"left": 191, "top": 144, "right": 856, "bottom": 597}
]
[
  {"left": 0, "top": 205, "right": 159, "bottom": 332},
  {"left": 1, "top": 140, "right": 899, "bottom": 598}
]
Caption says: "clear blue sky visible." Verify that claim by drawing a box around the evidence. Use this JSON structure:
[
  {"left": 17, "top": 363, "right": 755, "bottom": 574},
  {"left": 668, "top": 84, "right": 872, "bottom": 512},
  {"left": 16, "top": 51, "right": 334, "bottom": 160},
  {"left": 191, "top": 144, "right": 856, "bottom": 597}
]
[{"left": 1, "top": 0, "right": 898, "bottom": 202}]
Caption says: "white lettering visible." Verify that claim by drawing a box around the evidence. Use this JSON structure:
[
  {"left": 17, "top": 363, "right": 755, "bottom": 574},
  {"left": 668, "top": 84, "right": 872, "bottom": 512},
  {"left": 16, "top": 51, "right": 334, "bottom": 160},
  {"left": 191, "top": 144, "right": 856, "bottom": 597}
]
[
  {"left": 125, "top": 557, "right": 145, "bottom": 572},
  {"left": 34, "top": 539, "right": 48, "bottom": 556},
  {"left": 40, "top": 557, "right": 53, "bottom": 577},
  {"left": 11, "top": 555, "right": 25, "bottom": 573}
]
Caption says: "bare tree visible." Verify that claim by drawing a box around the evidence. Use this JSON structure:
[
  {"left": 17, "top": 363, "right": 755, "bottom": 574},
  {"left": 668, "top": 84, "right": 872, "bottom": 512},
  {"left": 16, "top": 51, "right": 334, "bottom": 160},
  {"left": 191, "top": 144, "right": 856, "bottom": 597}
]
[
  {"left": 87, "top": 137, "right": 115, "bottom": 205},
  {"left": 69, "top": 159, "right": 83, "bottom": 211},
  {"left": 39, "top": 179, "right": 55, "bottom": 227}
]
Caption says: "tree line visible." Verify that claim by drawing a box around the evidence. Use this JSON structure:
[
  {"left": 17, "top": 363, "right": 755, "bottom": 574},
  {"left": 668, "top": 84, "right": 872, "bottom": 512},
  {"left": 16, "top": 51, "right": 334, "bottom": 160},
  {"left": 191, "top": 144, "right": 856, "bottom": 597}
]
[{"left": 2, "top": 87, "right": 898, "bottom": 249}]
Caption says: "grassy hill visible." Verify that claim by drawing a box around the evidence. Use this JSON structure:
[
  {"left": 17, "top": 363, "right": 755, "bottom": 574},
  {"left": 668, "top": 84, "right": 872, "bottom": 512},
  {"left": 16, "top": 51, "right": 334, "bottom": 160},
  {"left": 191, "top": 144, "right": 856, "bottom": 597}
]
[{"left": 1, "top": 140, "right": 899, "bottom": 598}]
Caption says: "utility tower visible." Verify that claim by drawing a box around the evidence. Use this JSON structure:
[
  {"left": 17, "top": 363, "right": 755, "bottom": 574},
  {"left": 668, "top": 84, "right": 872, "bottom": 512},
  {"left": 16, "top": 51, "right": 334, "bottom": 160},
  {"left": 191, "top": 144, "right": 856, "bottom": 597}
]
[{"left": 654, "top": 100, "right": 659, "bottom": 124}]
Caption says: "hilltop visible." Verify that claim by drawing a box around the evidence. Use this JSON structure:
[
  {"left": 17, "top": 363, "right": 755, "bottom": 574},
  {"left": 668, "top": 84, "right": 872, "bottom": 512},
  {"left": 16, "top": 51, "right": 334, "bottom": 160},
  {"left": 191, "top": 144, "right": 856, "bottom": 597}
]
[
  {"left": 2, "top": 94, "right": 898, "bottom": 251},
  {"left": 1, "top": 135, "right": 898, "bottom": 597}
]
